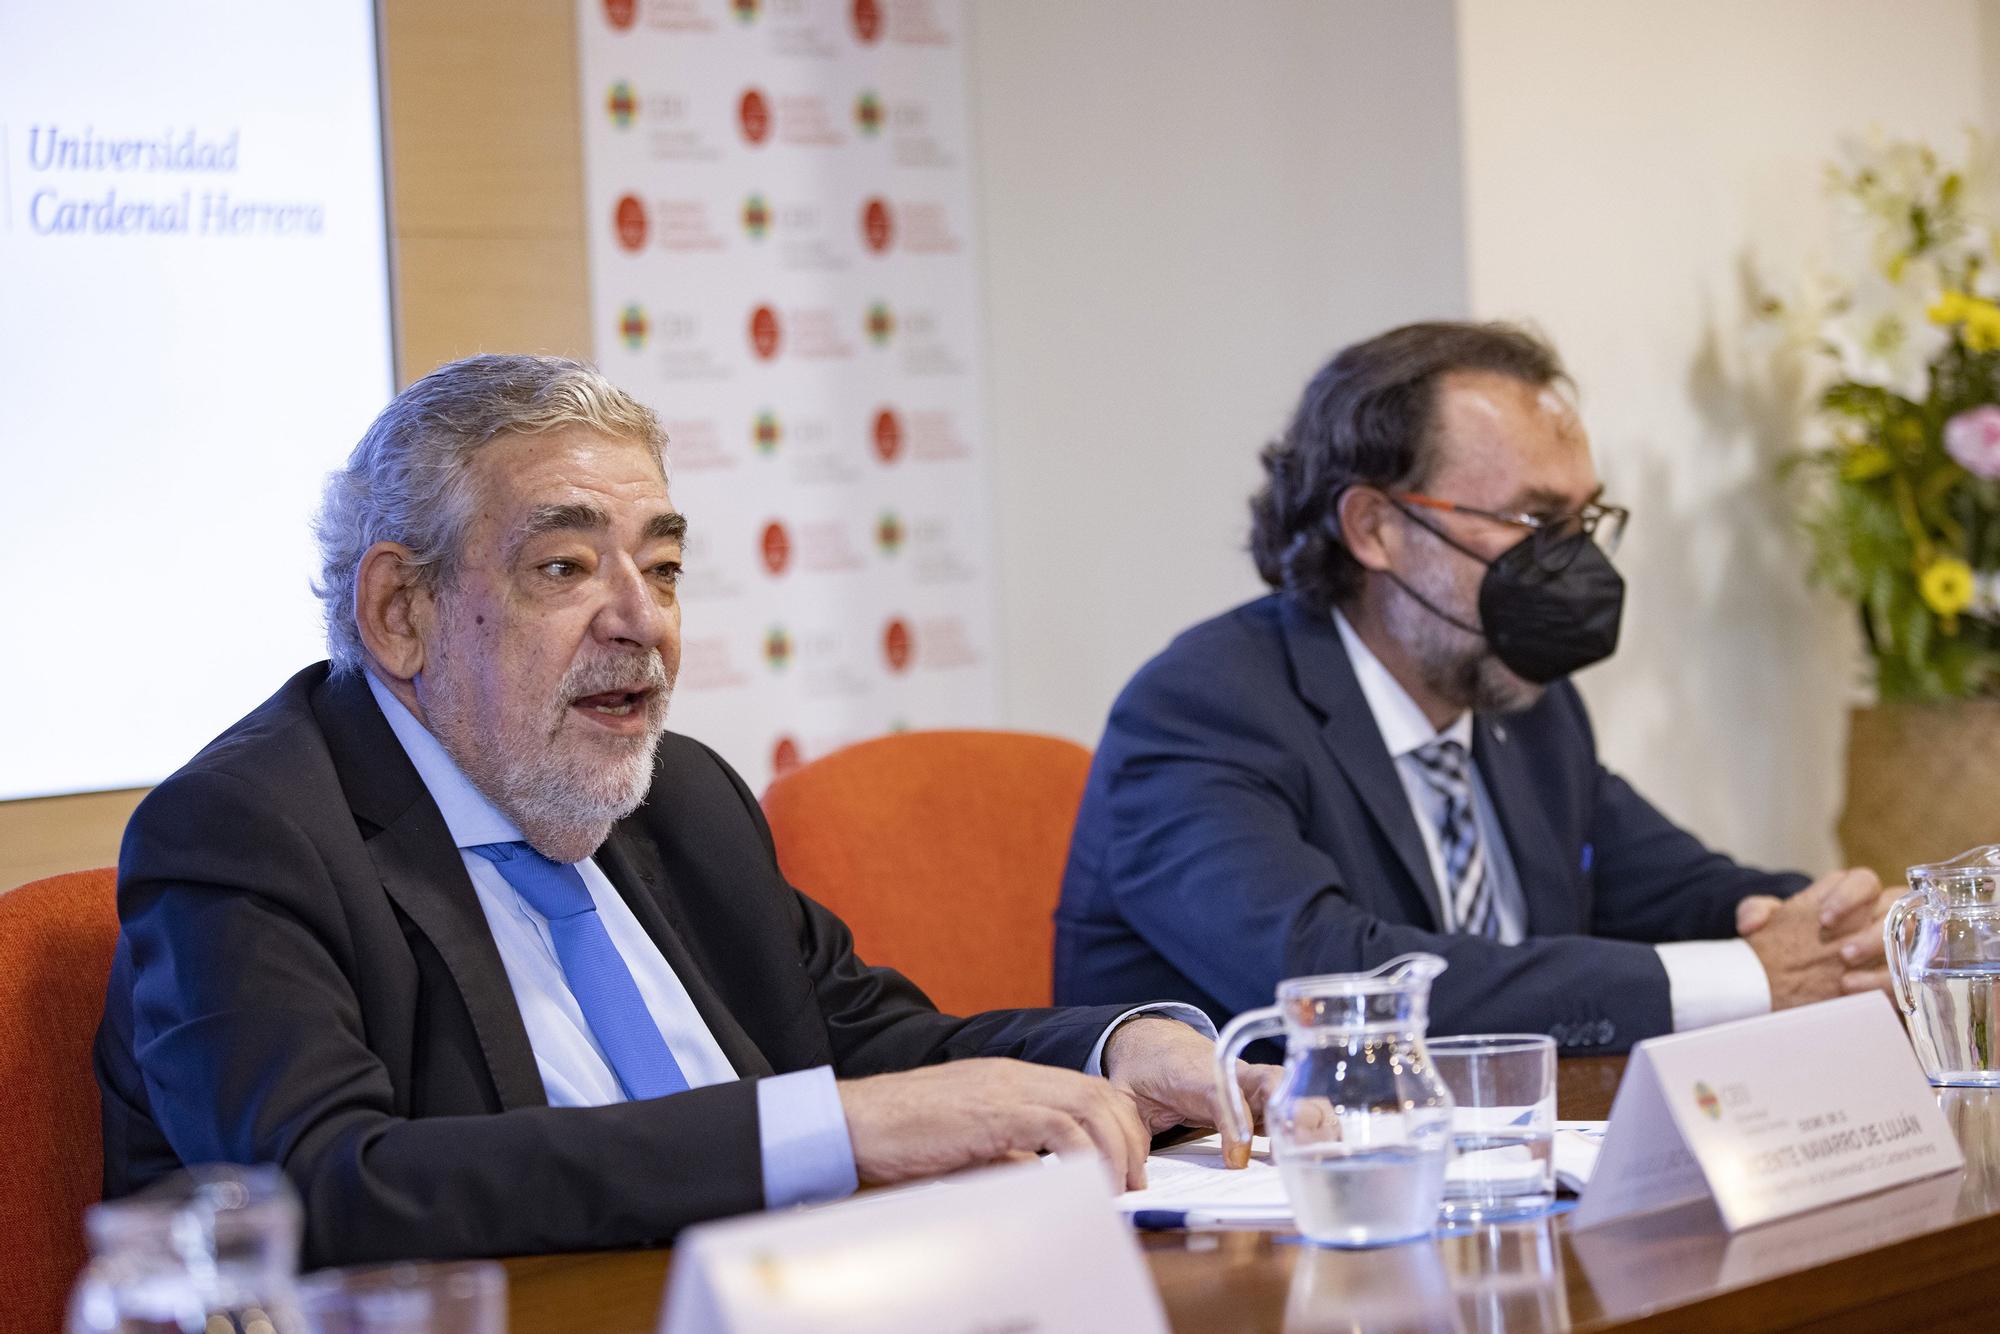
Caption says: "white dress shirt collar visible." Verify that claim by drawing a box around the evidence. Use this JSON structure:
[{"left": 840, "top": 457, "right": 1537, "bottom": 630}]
[
  {"left": 1331, "top": 609, "right": 1474, "bottom": 757},
  {"left": 363, "top": 671, "right": 526, "bottom": 851}
]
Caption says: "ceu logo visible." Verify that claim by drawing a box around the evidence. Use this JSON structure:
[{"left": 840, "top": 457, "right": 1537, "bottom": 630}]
[
  {"left": 864, "top": 301, "right": 895, "bottom": 347},
  {"left": 739, "top": 88, "right": 772, "bottom": 146},
  {"left": 854, "top": 90, "right": 883, "bottom": 137},
  {"left": 732, "top": 0, "right": 761, "bottom": 23},
  {"left": 872, "top": 407, "right": 903, "bottom": 464},
  {"left": 760, "top": 521, "right": 792, "bottom": 576},
  {"left": 764, "top": 626, "right": 793, "bottom": 672},
  {"left": 875, "top": 511, "right": 904, "bottom": 556},
  {"left": 603, "top": 0, "right": 636, "bottom": 31},
  {"left": 1694, "top": 1082, "right": 1722, "bottom": 1121},
  {"left": 617, "top": 304, "right": 648, "bottom": 351},
  {"left": 752, "top": 410, "right": 782, "bottom": 456},
  {"left": 748, "top": 305, "right": 782, "bottom": 360},
  {"left": 860, "top": 197, "right": 893, "bottom": 254},
  {"left": 771, "top": 735, "right": 802, "bottom": 778},
  {"left": 606, "top": 82, "right": 637, "bottom": 129},
  {"left": 741, "top": 193, "right": 771, "bottom": 241},
  {"left": 613, "top": 195, "right": 647, "bottom": 252},
  {"left": 851, "top": 0, "right": 882, "bottom": 44},
  {"left": 882, "top": 618, "right": 913, "bottom": 673}
]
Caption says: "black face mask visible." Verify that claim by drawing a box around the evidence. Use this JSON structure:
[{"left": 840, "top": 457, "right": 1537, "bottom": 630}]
[{"left": 1388, "top": 515, "right": 1625, "bottom": 685}]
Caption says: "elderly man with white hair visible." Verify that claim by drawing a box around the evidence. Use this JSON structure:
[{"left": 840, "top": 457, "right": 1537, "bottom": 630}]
[{"left": 94, "top": 354, "right": 1254, "bottom": 1265}]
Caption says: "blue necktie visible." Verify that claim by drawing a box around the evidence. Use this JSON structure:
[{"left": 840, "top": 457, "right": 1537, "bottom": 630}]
[{"left": 468, "top": 841, "right": 690, "bottom": 1099}]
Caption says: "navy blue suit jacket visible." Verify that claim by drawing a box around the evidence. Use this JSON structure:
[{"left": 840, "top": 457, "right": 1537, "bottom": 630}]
[{"left": 1054, "top": 594, "right": 1807, "bottom": 1053}]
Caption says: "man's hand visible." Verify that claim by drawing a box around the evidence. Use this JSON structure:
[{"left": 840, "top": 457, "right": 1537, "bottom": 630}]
[
  {"left": 837, "top": 1058, "right": 1152, "bottom": 1191},
  {"left": 1102, "top": 1015, "right": 1279, "bottom": 1169},
  {"left": 1738, "top": 868, "right": 1893, "bottom": 1008}
]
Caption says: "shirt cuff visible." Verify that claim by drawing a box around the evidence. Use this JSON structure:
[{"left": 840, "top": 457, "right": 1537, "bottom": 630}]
[
  {"left": 1084, "top": 1002, "right": 1217, "bottom": 1077},
  {"left": 756, "top": 1065, "right": 859, "bottom": 1210},
  {"left": 1656, "top": 939, "right": 1771, "bottom": 1032}
]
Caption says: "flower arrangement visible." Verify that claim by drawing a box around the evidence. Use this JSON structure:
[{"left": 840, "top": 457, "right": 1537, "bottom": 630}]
[{"left": 1764, "top": 133, "right": 2000, "bottom": 700}]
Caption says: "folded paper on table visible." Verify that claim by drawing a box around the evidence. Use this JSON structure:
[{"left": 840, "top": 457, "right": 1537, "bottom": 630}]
[
  {"left": 1555, "top": 1121, "right": 1608, "bottom": 1192},
  {"left": 1115, "top": 1135, "right": 1291, "bottom": 1226}
]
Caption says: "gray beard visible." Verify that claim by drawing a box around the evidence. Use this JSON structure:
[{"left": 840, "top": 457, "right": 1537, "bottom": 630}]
[
  {"left": 1381, "top": 572, "right": 1543, "bottom": 717},
  {"left": 424, "top": 636, "right": 673, "bottom": 864}
]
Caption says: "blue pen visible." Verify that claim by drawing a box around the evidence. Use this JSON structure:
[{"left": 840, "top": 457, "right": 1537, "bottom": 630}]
[{"left": 1132, "top": 1209, "right": 1253, "bottom": 1230}]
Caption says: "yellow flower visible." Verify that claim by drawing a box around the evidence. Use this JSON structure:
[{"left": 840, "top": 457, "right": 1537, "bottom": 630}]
[
  {"left": 1929, "top": 291, "right": 1971, "bottom": 325},
  {"left": 1929, "top": 290, "right": 2000, "bottom": 353},
  {"left": 1840, "top": 444, "right": 1896, "bottom": 481},
  {"left": 1920, "top": 556, "right": 1975, "bottom": 616},
  {"left": 1967, "top": 304, "right": 2000, "bottom": 354}
]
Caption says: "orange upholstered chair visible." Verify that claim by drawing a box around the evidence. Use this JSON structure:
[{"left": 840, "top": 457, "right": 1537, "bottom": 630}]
[
  {"left": 0, "top": 867, "right": 120, "bottom": 1334},
  {"left": 761, "top": 730, "right": 1093, "bottom": 1015}
]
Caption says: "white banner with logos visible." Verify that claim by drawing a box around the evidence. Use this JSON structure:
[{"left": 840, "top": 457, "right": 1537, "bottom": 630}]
[{"left": 577, "top": 0, "right": 999, "bottom": 791}]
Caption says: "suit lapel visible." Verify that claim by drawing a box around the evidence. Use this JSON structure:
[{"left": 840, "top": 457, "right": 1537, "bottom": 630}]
[
  {"left": 596, "top": 827, "right": 775, "bottom": 1079},
  {"left": 1472, "top": 717, "right": 1577, "bottom": 935},
  {"left": 311, "top": 670, "right": 548, "bottom": 1111},
  {"left": 1279, "top": 598, "right": 1445, "bottom": 929}
]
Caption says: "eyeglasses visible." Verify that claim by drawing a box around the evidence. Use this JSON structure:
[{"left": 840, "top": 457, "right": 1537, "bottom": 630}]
[{"left": 1386, "top": 491, "right": 1630, "bottom": 566}]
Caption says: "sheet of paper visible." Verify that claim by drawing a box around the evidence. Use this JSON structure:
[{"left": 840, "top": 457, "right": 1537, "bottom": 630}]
[
  {"left": 1116, "top": 1135, "right": 1291, "bottom": 1223},
  {"left": 1555, "top": 1120, "right": 1608, "bottom": 1192}
]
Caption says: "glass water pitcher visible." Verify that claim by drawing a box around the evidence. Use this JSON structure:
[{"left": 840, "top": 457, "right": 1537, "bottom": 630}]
[
  {"left": 1214, "top": 953, "right": 1455, "bottom": 1247},
  {"left": 1887, "top": 845, "right": 2000, "bottom": 1087}
]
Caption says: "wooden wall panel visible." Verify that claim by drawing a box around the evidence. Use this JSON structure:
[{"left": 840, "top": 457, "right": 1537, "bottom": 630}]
[{"left": 1, "top": 0, "right": 592, "bottom": 891}]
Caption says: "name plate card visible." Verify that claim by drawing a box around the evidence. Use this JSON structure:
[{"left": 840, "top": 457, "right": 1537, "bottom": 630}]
[
  {"left": 1573, "top": 992, "right": 1961, "bottom": 1233},
  {"left": 660, "top": 1157, "right": 1170, "bottom": 1334}
]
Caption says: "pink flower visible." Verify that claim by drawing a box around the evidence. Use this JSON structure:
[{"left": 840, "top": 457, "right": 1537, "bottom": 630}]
[{"left": 1945, "top": 405, "right": 2000, "bottom": 479}]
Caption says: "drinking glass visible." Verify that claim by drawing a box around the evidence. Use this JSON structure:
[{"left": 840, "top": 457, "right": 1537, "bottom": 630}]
[
  {"left": 1430, "top": 1034, "right": 1557, "bottom": 1222},
  {"left": 297, "top": 1261, "right": 506, "bottom": 1334},
  {"left": 68, "top": 1165, "right": 307, "bottom": 1334}
]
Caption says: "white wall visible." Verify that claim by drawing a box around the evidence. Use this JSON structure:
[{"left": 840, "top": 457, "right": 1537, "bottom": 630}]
[
  {"left": 968, "top": 0, "right": 1470, "bottom": 743},
  {"left": 1456, "top": 0, "right": 1994, "bottom": 871}
]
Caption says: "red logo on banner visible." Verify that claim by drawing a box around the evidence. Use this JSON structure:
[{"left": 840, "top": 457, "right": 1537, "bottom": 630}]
[
  {"left": 865, "top": 301, "right": 895, "bottom": 346},
  {"left": 739, "top": 88, "right": 772, "bottom": 145},
  {"left": 872, "top": 408, "right": 903, "bottom": 463},
  {"left": 614, "top": 195, "right": 648, "bottom": 252},
  {"left": 607, "top": 82, "right": 637, "bottom": 128},
  {"left": 732, "top": 0, "right": 761, "bottom": 23},
  {"left": 876, "top": 511, "right": 904, "bottom": 555},
  {"left": 883, "top": 618, "right": 913, "bottom": 672},
  {"left": 852, "top": 0, "right": 882, "bottom": 43},
  {"left": 760, "top": 521, "right": 792, "bottom": 575},
  {"left": 617, "top": 304, "right": 648, "bottom": 350},
  {"left": 854, "top": 90, "right": 883, "bottom": 136},
  {"left": 772, "top": 735, "right": 802, "bottom": 777},
  {"left": 604, "top": 0, "right": 636, "bottom": 31},
  {"left": 749, "top": 305, "right": 782, "bottom": 359},
  {"left": 860, "top": 197, "right": 893, "bottom": 254}
]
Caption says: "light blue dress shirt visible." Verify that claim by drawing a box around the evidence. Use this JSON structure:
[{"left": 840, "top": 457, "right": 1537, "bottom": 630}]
[{"left": 364, "top": 673, "right": 1206, "bottom": 1209}]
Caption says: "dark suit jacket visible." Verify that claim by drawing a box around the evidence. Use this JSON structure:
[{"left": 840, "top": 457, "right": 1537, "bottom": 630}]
[
  {"left": 1054, "top": 594, "right": 1807, "bottom": 1052},
  {"left": 97, "top": 665, "right": 1131, "bottom": 1265}
]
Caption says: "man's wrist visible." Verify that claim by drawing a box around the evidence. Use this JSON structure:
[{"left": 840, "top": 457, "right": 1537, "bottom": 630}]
[{"left": 1086, "top": 1002, "right": 1216, "bottom": 1079}]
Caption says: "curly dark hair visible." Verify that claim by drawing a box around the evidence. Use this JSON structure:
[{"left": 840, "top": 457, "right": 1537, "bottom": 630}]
[{"left": 1248, "top": 320, "right": 1569, "bottom": 613}]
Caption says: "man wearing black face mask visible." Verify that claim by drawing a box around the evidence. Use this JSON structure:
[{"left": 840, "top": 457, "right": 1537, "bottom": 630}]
[{"left": 1053, "top": 321, "right": 1897, "bottom": 1051}]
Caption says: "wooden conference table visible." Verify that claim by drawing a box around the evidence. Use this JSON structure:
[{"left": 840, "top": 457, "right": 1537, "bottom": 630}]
[{"left": 500, "top": 1057, "right": 2000, "bottom": 1331}]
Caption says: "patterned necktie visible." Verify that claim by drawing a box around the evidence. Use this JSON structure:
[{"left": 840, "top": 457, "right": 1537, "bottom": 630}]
[
  {"left": 468, "top": 841, "right": 690, "bottom": 1099},
  {"left": 1409, "top": 739, "right": 1497, "bottom": 938}
]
